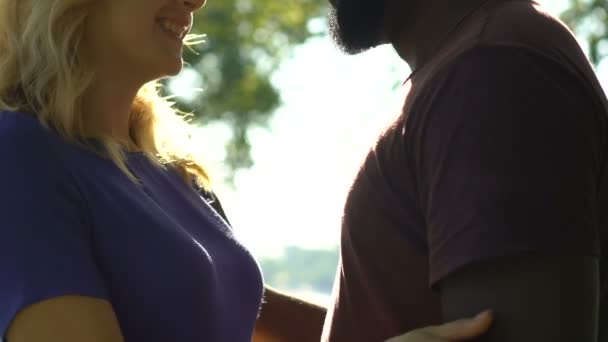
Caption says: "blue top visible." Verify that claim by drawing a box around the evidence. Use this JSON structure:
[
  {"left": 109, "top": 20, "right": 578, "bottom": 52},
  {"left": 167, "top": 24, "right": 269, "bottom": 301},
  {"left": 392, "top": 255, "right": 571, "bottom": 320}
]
[{"left": 0, "top": 111, "right": 264, "bottom": 341}]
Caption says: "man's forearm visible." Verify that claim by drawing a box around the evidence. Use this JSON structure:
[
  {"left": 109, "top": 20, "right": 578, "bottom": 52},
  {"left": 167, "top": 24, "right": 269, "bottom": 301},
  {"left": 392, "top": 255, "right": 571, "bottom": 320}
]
[
  {"left": 441, "top": 255, "right": 599, "bottom": 342},
  {"left": 254, "top": 286, "right": 327, "bottom": 342}
]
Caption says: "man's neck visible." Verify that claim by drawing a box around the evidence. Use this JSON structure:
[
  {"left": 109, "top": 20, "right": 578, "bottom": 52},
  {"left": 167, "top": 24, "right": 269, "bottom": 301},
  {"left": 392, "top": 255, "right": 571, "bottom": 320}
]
[{"left": 387, "top": 0, "right": 491, "bottom": 70}]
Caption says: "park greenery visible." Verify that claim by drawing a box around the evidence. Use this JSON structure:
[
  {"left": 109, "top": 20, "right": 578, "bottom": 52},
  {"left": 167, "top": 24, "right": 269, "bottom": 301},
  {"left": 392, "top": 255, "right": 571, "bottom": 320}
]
[
  {"left": 258, "top": 246, "right": 339, "bottom": 295},
  {"left": 562, "top": 0, "right": 608, "bottom": 66},
  {"left": 175, "top": 0, "right": 327, "bottom": 175}
]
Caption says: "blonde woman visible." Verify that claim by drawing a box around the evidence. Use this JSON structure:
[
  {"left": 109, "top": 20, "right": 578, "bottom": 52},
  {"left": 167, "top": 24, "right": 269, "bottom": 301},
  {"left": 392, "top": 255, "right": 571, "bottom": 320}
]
[
  {"left": 0, "top": 0, "right": 265, "bottom": 341},
  {"left": 0, "top": 0, "right": 493, "bottom": 341}
]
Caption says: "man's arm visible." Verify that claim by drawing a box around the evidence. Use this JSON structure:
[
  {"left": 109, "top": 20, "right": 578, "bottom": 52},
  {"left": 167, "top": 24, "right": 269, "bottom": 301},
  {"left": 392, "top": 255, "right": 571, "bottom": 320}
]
[
  {"left": 254, "top": 285, "right": 327, "bottom": 342},
  {"left": 440, "top": 255, "right": 599, "bottom": 341},
  {"left": 411, "top": 46, "right": 606, "bottom": 341}
]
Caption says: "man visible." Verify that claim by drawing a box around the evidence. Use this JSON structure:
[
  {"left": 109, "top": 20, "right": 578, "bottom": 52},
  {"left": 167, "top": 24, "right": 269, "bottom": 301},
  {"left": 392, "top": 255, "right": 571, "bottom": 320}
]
[
  {"left": 319, "top": 0, "right": 607, "bottom": 341},
  {"left": 254, "top": 0, "right": 607, "bottom": 341}
]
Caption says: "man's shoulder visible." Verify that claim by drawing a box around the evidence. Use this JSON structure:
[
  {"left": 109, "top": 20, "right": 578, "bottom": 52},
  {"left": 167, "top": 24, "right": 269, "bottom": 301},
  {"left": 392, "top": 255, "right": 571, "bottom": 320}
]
[
  {"left": 406, "top": 0, "right": 599, "bottom": 112},
  {"left": 477, "top": 0, "right": 587, "bottom": 69},
  {"left": 403, "top": 42, "right": 607, "bottom": 162},
  {"left": 409, "top": 43, "right": 586, "bottom": 112},
  {"left": 480, "top": 1, "right": 571, "bottom": 38},
  {"left": 420, "top": 0, "right": 592, "bottom": 88},
  {"left": 416, "top": 41, "right": 601, "bottom": 110}
]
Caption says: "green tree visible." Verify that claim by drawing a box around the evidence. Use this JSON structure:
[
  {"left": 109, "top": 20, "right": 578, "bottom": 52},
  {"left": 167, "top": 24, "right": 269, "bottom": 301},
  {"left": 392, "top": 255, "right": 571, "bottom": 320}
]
[
  {"left": 561, "top": 0, "right": 608, "bottom": 66},
  {"left": 173, "top": 0, "right": 328, "bottom": 177},
  {"left": 259, "top": 246, "right": 339, "bottom": 294}
]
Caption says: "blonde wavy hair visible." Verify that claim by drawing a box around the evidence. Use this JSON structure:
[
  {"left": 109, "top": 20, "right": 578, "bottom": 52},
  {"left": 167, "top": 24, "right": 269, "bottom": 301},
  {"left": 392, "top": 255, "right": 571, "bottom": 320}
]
[{"left": 0, "top": 0, "right": 211, "bottom": 189}]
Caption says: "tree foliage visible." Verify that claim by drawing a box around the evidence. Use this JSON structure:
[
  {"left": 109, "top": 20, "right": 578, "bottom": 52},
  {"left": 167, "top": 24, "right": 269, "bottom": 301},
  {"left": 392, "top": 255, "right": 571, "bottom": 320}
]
[
  {"left": 561, "top": 0, "right": 608, "bottom": 66},
  {"left": 259, "top": 246, "right": 339, "bottom": 294},
  {"left": 174, "top": 0, "right": 328, "bottom": 175}
]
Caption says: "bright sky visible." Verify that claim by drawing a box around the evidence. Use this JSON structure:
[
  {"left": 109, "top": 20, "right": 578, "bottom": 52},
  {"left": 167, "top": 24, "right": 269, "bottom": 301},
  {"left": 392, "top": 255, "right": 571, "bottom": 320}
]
[{"left": 190, "top": 0, "right": 608, "bottom": 258}]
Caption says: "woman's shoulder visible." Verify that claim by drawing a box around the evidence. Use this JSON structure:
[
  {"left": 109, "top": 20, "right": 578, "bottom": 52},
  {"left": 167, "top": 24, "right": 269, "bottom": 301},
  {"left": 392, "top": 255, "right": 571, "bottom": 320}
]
[
  {"left": 0, "top": 111, "right": 74, "bottom": 176},
  {"left": 0, "top": 110, "right": 60, "bottom": 146}
]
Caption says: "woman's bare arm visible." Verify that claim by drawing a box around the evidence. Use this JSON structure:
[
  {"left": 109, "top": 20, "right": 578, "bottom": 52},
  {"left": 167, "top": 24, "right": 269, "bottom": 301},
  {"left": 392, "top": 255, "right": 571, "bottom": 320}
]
[
  {"left": 6, "top": 295, "right": 124, "bottom": 342},
  {"left": 254, "top": 286, "right": 326, "bottom": 342}
]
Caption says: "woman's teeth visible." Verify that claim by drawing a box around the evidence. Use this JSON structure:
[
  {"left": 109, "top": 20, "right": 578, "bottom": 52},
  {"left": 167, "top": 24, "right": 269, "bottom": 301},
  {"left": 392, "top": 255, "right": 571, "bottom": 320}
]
[{"left": 159, "top": 19, "right": 187, "bottom": 40}]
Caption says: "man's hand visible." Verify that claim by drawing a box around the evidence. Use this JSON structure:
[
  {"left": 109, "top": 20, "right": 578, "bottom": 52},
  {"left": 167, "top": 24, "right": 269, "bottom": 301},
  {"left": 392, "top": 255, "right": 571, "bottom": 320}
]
[{"left": 385, "top": 310, "right": 492, "bottom": 342}]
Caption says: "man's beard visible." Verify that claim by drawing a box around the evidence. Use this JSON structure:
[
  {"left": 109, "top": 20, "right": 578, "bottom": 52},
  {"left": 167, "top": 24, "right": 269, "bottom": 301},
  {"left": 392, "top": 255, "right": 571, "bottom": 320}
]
[{"left": 328, "top": 0, "right": 388, "bottom": 55}]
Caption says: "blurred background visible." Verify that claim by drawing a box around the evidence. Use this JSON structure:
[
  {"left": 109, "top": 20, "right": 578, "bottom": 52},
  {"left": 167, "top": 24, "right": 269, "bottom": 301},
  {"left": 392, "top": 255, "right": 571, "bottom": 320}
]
[{"left": 167, "top": 0, "right": 608, "bottom": 305}]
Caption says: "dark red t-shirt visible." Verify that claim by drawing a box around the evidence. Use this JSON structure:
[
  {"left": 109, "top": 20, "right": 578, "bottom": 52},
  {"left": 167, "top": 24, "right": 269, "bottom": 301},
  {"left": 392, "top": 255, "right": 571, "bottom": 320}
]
[{"left": 321, "top": 0, "right": 608, "bottom": 341}]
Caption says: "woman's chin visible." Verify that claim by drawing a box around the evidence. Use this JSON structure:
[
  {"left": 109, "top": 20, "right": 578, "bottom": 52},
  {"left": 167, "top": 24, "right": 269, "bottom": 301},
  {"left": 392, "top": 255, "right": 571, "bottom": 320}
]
[
  {"left": 150, "top": 62, "right": 184, "bottom": 81},
  {"left": 164, "top": 60, "right": 184, "bottom": 77}
]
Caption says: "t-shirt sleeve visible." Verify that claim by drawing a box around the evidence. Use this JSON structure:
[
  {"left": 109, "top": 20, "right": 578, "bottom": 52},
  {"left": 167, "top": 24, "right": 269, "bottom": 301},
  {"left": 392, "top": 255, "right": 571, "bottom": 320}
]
[
  {"left": 413, "top": 45, "right": 606, "bottom": 287},
  {"left": 0, "top": 135, "right": 109, "bottom": 335}
]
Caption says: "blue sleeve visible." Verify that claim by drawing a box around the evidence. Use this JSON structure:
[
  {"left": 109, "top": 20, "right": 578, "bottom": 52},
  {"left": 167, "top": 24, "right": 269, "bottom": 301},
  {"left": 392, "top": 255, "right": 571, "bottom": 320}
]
[{"left": 0, "top": 127, "right": 109, "bottom": 335}]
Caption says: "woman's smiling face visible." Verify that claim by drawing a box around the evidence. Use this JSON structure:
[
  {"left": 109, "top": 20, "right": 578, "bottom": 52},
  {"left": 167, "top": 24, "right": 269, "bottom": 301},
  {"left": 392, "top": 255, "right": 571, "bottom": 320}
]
[{"left": 84, "top": 0, "right": 207, "bottom": 81}]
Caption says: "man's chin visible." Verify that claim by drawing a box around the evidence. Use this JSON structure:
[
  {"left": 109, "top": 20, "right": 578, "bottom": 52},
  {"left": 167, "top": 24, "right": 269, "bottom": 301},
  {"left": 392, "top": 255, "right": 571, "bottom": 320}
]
[
  {"left": 334, "top": 41, "right": 380, "bottom": 55},
  {"left": 328, "top": 10, "right": 385, "bottom": 55},
  {"left": 330, "top": 31, "right": 384, "bottom": 55}
]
